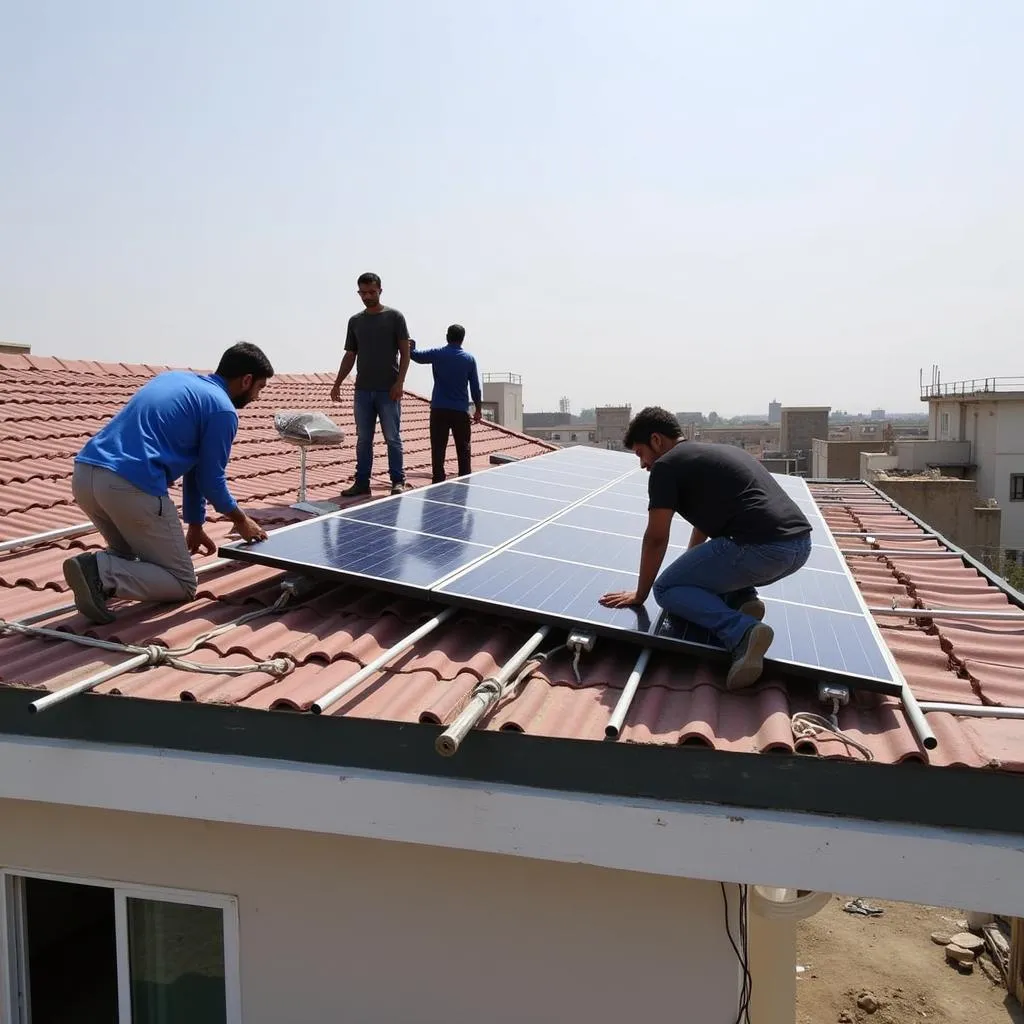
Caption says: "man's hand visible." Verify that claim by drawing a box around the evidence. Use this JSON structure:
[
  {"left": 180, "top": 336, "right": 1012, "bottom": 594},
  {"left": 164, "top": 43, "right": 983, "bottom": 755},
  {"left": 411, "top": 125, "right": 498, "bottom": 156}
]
[
  {"left": 389, "top": 381, "right": 404, "bottom": 402},
  {"left": 330, "top": 382, "right": 342, "bottom": 403},
  {"left": 473, "top": 407, "right": 483, "bottom": 424},
  {"left": 235, "top": 514, "right": 268, "bottom": 544},
  {"left": 599, "top": 589, "right": 645, "bottom": 609},
  {"left": 186, "top": 524, "right": 216, "bottom": 556}
]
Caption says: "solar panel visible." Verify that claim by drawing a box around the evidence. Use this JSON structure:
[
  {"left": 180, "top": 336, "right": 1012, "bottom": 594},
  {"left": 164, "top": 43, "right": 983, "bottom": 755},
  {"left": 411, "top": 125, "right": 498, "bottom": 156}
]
[{"left": 219, "top": 447, "right": 901, "bottom": 694}]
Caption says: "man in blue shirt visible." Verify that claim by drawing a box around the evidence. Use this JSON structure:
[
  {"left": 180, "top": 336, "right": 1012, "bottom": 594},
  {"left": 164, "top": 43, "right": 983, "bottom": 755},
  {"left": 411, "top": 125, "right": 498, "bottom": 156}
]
[
  {"left": 63, "top": 342, "right": 274, "bottom": 624},
  {"left": 410, "top": 324, "right": 483, "bottom": 483}
]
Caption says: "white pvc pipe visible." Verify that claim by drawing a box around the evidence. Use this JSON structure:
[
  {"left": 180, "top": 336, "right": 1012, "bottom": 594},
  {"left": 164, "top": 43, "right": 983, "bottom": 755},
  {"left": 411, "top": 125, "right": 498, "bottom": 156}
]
[
  {"left": 312, "top": 607, "right": 456, "bottom": 715},
  {"left": 605, "top": 647, "right": 654, "bottom": 740},
  {"left": 831, "top": 531, "right": 938, "bottom": 540},
  {"left": 436, "top": 625, "right": 551, "bottom": 757},
  {"left": 605, "top": 611, "right": 665, "bottom": 740},
  {"left": 867, "top": 606, "right": 1024, "bottom": 621},
  {"left": 0, "top": 521, "right": 95, "bottom": 554},
  {"left": 919, "top": 702, "right": 1024, "bottom": 720},
  {"left": 840, "top": 549, "right": 961, "bottom": 558},
  {"left": 29, "top": 653, "right": 151, "bottom": 713}
]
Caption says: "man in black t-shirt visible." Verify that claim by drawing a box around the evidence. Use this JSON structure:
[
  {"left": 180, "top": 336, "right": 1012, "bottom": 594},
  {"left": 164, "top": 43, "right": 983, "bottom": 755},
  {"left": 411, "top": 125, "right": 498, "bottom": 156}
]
[
  {"left": 330, "top": 271, "right": 412, "bottom": 497},
  {"left": 600, "top": 407, "right": 812, "bottom": 689}
]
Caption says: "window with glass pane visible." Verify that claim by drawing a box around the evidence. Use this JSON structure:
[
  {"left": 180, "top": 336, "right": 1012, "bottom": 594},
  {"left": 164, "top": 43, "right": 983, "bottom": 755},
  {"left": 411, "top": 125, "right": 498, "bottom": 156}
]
[{"left": 128, "top": 899, "right": 227, "bottom": 1024}]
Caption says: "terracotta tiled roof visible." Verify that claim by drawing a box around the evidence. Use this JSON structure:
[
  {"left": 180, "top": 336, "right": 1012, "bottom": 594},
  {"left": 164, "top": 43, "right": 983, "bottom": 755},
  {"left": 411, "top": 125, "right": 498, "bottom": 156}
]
[{"left": 2, "top": 356, "right": 1024, "bottom": 774}]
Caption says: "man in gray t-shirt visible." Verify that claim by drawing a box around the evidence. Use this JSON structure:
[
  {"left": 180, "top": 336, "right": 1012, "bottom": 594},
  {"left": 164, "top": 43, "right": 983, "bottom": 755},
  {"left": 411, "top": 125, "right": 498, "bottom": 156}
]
[{"left": 330, "top": 272, "right": 412, "bottom": 496}]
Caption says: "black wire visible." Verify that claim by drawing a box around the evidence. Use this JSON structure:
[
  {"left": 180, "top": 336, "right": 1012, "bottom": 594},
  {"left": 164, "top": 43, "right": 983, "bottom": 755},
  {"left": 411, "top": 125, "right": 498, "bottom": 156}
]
[{"left": 721, "top": 882, "right": 753, "bottom": 1024}]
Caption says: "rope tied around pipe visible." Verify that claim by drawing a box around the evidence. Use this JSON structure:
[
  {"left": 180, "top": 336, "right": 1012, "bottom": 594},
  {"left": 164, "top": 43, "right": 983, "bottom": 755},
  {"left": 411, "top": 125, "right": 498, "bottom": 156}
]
[{"left": 0, "top": 589, "right": 296, "bottom": 680}]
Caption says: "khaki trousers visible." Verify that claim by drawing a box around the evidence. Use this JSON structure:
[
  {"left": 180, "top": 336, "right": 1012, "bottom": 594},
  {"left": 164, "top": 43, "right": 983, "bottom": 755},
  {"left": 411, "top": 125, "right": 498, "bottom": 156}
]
[{"left": 71, "top": 463, "right": 197, "bottom": 602}]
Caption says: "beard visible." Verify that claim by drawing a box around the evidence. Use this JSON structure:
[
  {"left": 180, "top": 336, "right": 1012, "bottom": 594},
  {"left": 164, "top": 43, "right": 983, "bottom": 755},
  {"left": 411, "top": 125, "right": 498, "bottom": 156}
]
[{"left": 232, "top": 388, "right": 254, "bottom": 409}]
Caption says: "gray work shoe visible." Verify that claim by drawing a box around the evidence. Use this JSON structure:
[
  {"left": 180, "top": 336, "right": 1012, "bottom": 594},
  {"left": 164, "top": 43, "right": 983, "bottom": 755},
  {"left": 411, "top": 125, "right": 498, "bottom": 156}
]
[
  {"left": 340, "top": 482, "right": 371, "bottom": 498},
  {"left": 63, "top": 552, "right": 115, "bottom": 624},
  {"left": 738, "top": 598, "right": 766, "bottom": 621},
  {"left": 726, "top": 622, "right": 774, "bottom": 691},
  {"left": 390, "top": 481, "right": 410, "bottom": 496}
]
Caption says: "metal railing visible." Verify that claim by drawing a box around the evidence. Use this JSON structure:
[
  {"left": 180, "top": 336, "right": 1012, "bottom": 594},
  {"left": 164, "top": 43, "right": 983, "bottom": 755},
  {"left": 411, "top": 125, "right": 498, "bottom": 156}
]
[
  {"left": 920, "top": 376, "right": 1024, "bottom": 399},
  {"left": 482, "top": 372, "right": 522, "bottom": 385}
]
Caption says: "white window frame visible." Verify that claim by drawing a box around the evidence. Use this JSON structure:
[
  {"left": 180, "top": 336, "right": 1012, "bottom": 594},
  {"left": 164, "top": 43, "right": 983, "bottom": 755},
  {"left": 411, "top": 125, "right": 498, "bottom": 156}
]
[
  {"left": 939, "top": 410, "right": 950, "bottom": 437},
  {"left": 0, "top": 868, "right": 241, "bottom": 1024}
]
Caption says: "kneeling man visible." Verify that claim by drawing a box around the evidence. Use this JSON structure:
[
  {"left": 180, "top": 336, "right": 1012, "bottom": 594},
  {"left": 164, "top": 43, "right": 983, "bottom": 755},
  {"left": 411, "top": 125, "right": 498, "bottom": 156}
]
[
  {"left": 600, "top": 407, "right": 812, "bottom": 689},
  {"left": 64, "top": 342, "right": 273, "bottom": 623}
]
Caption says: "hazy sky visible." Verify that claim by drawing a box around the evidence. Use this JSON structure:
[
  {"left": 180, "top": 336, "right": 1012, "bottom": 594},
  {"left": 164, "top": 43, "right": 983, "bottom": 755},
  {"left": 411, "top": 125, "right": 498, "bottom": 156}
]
[{"left": 2, "top": 1, "right": 1021, "bottom": 415}]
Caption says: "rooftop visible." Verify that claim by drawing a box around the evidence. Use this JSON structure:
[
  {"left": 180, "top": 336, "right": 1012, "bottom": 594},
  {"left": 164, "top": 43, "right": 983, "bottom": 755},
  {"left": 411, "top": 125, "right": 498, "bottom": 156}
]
[
  {"left": 2, "top": 355, "right": 1024, "bottom": 832},
  {"left": 921, "top": 376, "right": 1024, "bottom": 401}
]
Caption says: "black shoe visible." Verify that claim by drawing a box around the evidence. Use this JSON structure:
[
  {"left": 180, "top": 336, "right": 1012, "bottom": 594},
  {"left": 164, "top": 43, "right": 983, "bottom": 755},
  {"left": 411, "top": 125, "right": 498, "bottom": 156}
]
[
  {"left": 726, "top": 623, "right": 774, "bottom": 691},
  {"left": 390, "top": 481, "right": 410, "bottom": 496},
  {"left": 737, "top": 598, "right": 766, "bottom": 621},
  {"left": 63, "top": 553, "right": 115, "bottom": 624},
  {"left": 340, "top": 482, "right": 371, "bottom": 498}
]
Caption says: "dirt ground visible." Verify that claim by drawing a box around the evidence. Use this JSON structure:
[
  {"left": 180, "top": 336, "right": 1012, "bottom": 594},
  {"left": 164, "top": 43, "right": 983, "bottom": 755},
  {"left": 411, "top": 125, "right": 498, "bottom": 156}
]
[{"left": 796, "top": 895, "right": 1022, "bottom": 1024}]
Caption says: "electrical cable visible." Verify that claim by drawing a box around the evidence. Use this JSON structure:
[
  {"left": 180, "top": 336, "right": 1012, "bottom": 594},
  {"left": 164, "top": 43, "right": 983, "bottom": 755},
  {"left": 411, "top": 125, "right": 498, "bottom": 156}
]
[{"left": 720, "top": 882, "right": 752, "bottom": 1024}]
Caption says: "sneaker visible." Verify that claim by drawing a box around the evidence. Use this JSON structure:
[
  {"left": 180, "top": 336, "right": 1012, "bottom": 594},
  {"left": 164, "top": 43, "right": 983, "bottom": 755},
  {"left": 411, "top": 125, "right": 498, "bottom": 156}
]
[
  {"left": 390, "top": 481, "right": 409, "bottom": 496},
  {"left": 62, "top": 552, "right": 115, "bottom": 624},
  {"left": 340, "top": 482, "right": 371, "bottom": 498},
  {"left": 725, "top": 622, "right": 774, "bottom": 691},
  {"left": 738, "top": 598, "right": 766, "bottom": 621}
]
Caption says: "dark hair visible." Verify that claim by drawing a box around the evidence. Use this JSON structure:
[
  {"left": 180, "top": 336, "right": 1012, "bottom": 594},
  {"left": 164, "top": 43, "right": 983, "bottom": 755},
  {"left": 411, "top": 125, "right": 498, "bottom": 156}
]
[
  {"left": 215, "top": 342, "right": 275, "bottom": 381},
  {"left": 623, "top": 406, "right": 682, "bottom": 448},
  {"left": 357, "top": 272, "right": 381, "bottom": 288},
  {"left": 447, "top": 324, "right": 466, "bottom": 344}
]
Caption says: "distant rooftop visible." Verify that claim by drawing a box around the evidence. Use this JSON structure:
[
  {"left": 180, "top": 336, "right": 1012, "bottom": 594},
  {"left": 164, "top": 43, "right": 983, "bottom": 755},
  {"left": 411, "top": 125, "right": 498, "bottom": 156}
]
[{"left": 921, "top": 377, "right": 1024, "bottom": 400}]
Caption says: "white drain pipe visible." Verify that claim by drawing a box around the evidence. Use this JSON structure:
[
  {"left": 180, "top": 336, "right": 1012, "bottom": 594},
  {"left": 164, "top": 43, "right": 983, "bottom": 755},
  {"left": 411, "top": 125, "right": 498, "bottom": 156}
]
[
  {"left": 312, "top": 607, "right": 457, "bottom": 715},
  {"left": 436, "top": 625, "right": 551, "bottom": 757}
]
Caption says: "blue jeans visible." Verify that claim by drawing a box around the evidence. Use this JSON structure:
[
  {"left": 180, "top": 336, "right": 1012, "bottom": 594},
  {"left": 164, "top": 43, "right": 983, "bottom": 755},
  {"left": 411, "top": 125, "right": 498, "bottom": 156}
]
[
  {"left": 653, "top": 533, "right": 812, "bottom": 651},
  {"left": 353, "top": 389, "right": 405, "bottom": 485}
]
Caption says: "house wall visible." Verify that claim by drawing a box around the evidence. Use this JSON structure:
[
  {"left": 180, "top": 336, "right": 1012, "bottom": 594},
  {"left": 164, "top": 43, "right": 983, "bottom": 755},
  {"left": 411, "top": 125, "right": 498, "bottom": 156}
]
[
  {"left": 0, "top": 799, "right": 757, "bottom": 1024},
  {"left": 812, "top": 440, "right": 890, "bottom": 479},
  {"left": 929, "top": 397, "right": 1024, "bottom": 551},
  {"left": 871, "top": 477, "right": 1002, "bottom": 561}
]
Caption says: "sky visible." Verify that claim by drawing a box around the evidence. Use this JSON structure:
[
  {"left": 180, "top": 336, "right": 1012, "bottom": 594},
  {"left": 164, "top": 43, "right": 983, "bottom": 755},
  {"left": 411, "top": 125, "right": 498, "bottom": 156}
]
[{"left": 2, "top": 1, "right": 1022, "bottom": 416}]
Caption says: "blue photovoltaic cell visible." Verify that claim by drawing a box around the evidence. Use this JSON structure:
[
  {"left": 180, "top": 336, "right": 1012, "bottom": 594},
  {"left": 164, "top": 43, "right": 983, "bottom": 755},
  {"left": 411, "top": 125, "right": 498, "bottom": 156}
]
[
  {"left": 342, "top": 495, "right": 533, "bottom": 548},
  {"left": 439, "top": 549, "right": 665, "bottom": 635},
  {"left": 762, "top": 602, "right": 892, "bottom": 682},
  {"left": 511, "top": 522, "right": 688, "bottom": 575},
  {"left": 412, "top": 480, "right": 571, "bottom": 519},
  {"left": 231, "top": 516, "right": 488, "bottom": 588},
  {"left": 220, "top": 448, "right": 900, "bottom": 692},
  {"left": 801, "top": 545, "right": 847, "bottom": 573},
  {"left": 758, "top": 567, "right": 862, "bottom": 613}
]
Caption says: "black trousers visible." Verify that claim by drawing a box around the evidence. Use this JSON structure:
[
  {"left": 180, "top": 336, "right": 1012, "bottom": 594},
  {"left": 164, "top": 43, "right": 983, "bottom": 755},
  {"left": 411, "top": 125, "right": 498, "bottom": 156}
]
[{"left": 430, "top": 408, "right": 472, "bottom": 483}]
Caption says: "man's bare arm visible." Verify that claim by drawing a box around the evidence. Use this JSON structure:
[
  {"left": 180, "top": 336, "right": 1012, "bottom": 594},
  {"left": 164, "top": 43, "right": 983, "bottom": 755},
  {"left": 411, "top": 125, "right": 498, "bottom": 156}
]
[
  {"left": 599, "top": 508, "right": 674, "bottom": 607},
  {"left": 391, "top": 338, "right": 411, "bottom": 400},
  {"left": 688, "top": 527, "right": 708, "bottom": 549},
  {"left": 331, "top": 352, "right": 356, "bottom": 401}
]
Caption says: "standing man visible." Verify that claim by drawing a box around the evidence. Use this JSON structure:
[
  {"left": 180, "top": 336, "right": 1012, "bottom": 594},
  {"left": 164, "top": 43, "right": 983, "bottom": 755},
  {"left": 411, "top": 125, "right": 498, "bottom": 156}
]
[
  {"left": 63, "top": 342, "right": 273, "bottom": 624},
  {"left": 330, "top": 272, "right": 411, "bottom": 496},
  {"left": 599, "top": 407, "right": 812, "bottom": 690},
  {"left": 410, "top": 324, "right": 483, "bottom": 483}
]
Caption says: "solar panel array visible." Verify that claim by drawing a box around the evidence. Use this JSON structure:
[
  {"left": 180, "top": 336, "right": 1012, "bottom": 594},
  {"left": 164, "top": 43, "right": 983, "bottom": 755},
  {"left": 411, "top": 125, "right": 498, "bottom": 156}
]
[{"left": 220, "top": 446, "right": 902, "bottom": 694}]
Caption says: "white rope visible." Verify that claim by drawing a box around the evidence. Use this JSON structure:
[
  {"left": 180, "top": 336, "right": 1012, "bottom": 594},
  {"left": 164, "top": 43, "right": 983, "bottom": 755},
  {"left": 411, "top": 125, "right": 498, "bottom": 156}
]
[
  {"left": 0, "top": 592, "right": 295, "bottom": 678},
  {"left": 791, "top": 706, "right": 874, "bottom": 762}
]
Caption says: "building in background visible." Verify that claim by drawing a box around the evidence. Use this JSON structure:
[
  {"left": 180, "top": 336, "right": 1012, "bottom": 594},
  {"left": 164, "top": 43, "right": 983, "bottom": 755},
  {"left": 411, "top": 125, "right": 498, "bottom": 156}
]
[
  {"left": 871, "top": 408, "right": 886, "bottom": 420},
  {"left": 777, "top": 406, "right": 831, "bottom": 475},
  {"left": 595, "top": 405, "right": 631, "bottom": 449},
  {"left": 523, "top": 422, "right": 597, "bottom": 446},
  {"left": 481, "top": 372, "right": 523, "bottom": 433},
  {"left": 919, "top": 375, "right": 1024, "bottom": 558},
  {"left": 558, "top": 396, "right": 571, "bottom": 417},
  {"left": 0, "top": 342, "right": 30, "bottom": 356},
  {"left": 768, "top": 400, "right": 782, "bottom": 425}
]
